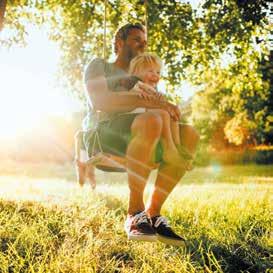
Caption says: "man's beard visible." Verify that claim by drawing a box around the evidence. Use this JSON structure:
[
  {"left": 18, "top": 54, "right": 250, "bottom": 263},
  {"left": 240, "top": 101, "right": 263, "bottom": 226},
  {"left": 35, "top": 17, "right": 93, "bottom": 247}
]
[
  {"left": 124, "top": 46, "right": 143, "bottom": 61},
  {"left": 125, "top": 48, "right": 135, "bottom": 62}
]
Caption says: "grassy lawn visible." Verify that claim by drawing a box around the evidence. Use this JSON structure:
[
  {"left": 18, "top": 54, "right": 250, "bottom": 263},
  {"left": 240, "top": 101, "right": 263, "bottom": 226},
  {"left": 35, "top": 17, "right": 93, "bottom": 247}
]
[{"left": 0, "top": 162, "right": 272, "bottom": 272}]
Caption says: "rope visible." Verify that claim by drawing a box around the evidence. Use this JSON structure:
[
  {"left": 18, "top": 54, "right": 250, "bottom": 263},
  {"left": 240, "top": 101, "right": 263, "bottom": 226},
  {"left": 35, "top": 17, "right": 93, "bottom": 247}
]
[
  {"left": 91, "top": 0, "right": 107, "bottom": 156},
  {"left": 0, "top": 0, "right": 7, "bottom": 31},
  {"left": 87, "top": 0, "right": 150, "bottom": 166},
  {"left": 103, "top": 0, "right": 107, "bottom": 61},
  {"left": 144, "top": 0, "right": 148, "bottom": 46}
]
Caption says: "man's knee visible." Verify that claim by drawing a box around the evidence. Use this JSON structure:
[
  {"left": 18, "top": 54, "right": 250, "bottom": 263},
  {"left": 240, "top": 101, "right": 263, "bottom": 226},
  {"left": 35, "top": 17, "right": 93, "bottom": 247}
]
[{"left": 131, "top": 112, "right": 162, "bottom": 139}]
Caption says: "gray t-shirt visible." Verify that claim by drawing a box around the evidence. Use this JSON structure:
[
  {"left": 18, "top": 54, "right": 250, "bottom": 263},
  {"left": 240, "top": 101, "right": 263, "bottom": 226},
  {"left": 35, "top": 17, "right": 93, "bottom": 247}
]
[{"left": 82, "top": 58, "right": 138, "bottom": 131}]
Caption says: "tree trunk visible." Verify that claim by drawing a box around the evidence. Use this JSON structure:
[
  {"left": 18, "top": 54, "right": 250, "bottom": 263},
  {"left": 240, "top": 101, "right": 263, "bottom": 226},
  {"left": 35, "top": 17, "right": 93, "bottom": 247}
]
[{"left": 0, "top": 0, "right": 7, "bottom": 31}]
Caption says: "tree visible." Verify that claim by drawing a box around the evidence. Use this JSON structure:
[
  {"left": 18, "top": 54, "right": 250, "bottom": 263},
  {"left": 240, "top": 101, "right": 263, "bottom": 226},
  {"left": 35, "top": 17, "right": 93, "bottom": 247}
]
[
  {"left": 259, "top": 50, "right": 273, "bottom": 144},
  {"left": 1, "top": 0, "right": 272, "bottom": 146},
  {"left": 190, "top": 0, "right": 271, "bottom": 147},
  {"left": 1, "top": 0, "right": 194, "bottom": 97},
  {"left": 0, "top": 0, "right": 7, "bottom": 31}
]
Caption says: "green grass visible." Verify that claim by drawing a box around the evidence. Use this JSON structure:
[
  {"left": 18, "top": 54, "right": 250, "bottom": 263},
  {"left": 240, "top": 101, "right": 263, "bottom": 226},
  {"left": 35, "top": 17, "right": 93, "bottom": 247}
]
[
  {"left": 2, "top": 160, "right": 273, "bottom": 184},
  {"left": 0, "top": 162, "right": 272, "bottom": 272}
]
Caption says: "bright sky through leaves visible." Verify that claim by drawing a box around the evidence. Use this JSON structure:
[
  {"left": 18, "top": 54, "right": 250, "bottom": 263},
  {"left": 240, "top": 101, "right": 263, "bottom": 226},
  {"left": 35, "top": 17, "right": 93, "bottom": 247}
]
[
  {"left": 0, "top": 0, "right": 202, "bottom": 138},
  {"left": 0, "top": 26, "right": 83, "bottom": 138}
]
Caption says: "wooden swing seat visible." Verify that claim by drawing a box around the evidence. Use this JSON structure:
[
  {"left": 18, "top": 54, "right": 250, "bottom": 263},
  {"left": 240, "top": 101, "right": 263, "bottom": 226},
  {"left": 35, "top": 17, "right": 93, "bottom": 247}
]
[
  {"left": 86, "top": 152, "right": 160, "bottom": 173},
  {"left": 87, "top": 152, "right": 127, "bottom": 172}
]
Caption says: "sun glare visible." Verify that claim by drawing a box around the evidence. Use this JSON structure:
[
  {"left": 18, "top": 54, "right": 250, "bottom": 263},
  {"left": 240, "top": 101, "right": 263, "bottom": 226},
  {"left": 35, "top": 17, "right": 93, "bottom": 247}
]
[{"left": 0, "top": 26, "right": 82, "bottom": 140}]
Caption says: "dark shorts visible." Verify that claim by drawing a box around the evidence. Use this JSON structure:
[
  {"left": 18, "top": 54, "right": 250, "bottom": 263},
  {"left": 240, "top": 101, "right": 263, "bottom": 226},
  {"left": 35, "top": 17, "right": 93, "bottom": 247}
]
[{"left": 83, "top": 113, "right": 163, "bottom": 163}]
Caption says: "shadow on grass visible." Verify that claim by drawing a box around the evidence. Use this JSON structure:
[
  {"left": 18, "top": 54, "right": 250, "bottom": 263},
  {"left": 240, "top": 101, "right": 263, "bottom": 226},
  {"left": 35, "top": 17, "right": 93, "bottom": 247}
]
[{"left": 186, "top": 233, "right": 272, "bottom": 273}]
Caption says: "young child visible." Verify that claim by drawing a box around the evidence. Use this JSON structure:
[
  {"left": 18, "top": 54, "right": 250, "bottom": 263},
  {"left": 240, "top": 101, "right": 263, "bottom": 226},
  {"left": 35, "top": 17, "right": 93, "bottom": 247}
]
[{"left": 129, "top": 53, "right": 190, "bottom": 167}]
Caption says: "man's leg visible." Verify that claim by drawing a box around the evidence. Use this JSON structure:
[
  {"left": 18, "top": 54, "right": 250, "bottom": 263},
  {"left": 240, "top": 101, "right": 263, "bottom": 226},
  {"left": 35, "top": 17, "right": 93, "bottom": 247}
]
[
  {"left": 124, "top": 112, "right": 162, "bottom": 242},
  {"left": 145, "top": 163, "right": 186, "bottom": 246},
  {"left": 146, "top": 163, "right": 186, "bottom": 217},
  {"left": 74, "top": 130, "right": 96, "bottom": 188},
  {"left": 146, "top": 124, "right": 199, "bottom": 216},
  {"left": 85, "top": 164, "right": 96, "bottom": 190},
  {"left": 126, "top": 112, "right": 162, "bottom": 215},
  {"left": 145, "top": 124, "right": 199, "bottom": 246}
]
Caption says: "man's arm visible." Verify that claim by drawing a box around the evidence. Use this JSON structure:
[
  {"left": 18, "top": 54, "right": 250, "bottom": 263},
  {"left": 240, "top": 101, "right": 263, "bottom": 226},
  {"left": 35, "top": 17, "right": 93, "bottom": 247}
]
[{"left": 86, "top": 76, "right": 172, "bottom": 114}]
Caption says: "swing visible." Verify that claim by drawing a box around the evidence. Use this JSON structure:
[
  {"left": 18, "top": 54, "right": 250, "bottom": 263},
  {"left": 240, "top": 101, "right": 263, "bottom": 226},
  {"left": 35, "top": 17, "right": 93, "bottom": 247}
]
[
  {"left": 75, "top": 0, "right": 193, "bottom": 174},
  {"left": 75, "top": 0, "right": 150, "bottom": 173}
]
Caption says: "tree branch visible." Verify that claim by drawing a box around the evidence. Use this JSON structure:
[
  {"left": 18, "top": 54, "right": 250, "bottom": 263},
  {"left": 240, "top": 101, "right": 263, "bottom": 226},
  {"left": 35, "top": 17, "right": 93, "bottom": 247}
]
[{"left": 0, "top": 0, "right": 7, "bottom": 31}]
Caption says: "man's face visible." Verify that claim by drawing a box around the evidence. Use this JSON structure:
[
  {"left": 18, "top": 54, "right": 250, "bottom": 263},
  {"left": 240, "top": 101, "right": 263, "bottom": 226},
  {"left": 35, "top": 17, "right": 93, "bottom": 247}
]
[{"left": 121, "top": 28, "right": 147, "bottom": 60}]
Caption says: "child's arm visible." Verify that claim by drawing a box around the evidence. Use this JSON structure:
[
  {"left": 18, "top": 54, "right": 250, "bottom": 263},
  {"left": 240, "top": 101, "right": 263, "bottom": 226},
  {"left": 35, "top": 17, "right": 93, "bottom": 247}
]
[
  {"left": 134, "top": 82, "right": 164, "bottom": 100},
  {"left": 170, "top": 120, "right": 181, "bottom": 146}
]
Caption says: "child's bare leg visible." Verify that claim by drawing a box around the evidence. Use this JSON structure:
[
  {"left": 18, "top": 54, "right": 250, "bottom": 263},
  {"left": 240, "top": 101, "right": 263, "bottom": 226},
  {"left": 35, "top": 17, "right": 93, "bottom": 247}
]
[
  {"left": 170, "top": 119, "right": 181, "bottom": 146},
  {"left": 179, "top": 125, "right": 199, "bottom": 156},
  {"left": 170, "top": 119, "right": 194, "bottom": 168},
  {"left": 179, "top": 124, "right": 200, "bottom": 170},
  {"left": 85, "top": 164, "right": 96, "bottom": 189},
  {"left": 74, "top": 130, "right": 96, "bottom": 189},
  {"left": 149, "top": 109, "right": 187, "bottom": 167},
  {"left": 171, "top": 120, "right": 194, "bottom": 164}
]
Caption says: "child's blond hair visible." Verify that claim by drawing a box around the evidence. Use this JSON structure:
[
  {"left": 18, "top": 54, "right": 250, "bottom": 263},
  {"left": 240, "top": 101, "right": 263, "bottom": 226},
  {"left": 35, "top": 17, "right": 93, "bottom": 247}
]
[{"left": 129, "top": 53, "right": 162, "bottom": 75}]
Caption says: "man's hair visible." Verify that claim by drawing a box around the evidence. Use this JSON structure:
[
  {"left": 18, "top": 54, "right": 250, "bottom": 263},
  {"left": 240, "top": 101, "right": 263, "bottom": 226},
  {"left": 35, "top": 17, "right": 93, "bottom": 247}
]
[
  {"left": 114, "top": 23, "right": 146, "bottom": 53},
  {"left": 129, "top": 53, "right": 162, "bottom": 75}
]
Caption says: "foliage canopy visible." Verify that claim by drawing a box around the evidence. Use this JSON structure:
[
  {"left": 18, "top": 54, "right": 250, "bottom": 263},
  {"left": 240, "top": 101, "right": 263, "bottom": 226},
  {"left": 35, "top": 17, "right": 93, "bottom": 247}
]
[{"left": 1, "top": 0, "right": 272, "bottom": 146}]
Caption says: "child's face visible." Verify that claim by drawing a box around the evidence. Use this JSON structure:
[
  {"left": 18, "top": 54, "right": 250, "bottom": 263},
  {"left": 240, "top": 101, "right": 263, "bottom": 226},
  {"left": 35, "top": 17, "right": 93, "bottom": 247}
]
[{"left": 136, "top": 65, "right": 161, "bottom": 88}]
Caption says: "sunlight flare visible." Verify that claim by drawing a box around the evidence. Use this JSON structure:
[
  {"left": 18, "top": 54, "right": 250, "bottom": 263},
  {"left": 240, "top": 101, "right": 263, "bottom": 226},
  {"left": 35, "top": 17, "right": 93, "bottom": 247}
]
[{"left": 0, "top": 27, "right": 81, "bottom": 140}]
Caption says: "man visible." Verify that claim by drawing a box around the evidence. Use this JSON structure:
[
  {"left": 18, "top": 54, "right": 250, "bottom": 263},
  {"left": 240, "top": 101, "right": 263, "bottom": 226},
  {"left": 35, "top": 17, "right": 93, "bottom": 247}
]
[{"left": 83, "top": 23, "right": 199, "bottom": 246}]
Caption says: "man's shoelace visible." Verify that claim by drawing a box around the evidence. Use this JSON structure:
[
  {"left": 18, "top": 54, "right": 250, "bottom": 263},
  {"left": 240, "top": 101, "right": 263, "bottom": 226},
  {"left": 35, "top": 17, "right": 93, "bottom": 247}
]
[
  {"left": 133, "top": 212, "right": 149, "bottom": 225},
  {"left": 154, "top": 216, "right": 171, "bottom": 228}
]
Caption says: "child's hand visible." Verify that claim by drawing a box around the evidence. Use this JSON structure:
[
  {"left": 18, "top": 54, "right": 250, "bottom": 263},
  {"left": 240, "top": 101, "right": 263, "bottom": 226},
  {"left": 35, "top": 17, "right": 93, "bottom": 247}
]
[
  {"left": 137, "top": 82, "right": 166, "bottom": 102},
  {"left": 133, "top": 81, "right": 162, "bottom": 101},
  {"left": 156, "top": 92, "right": 167, "bottom": 102},
  {"left": 163, "top": 102, "right": 181, "bottom": 121}
]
